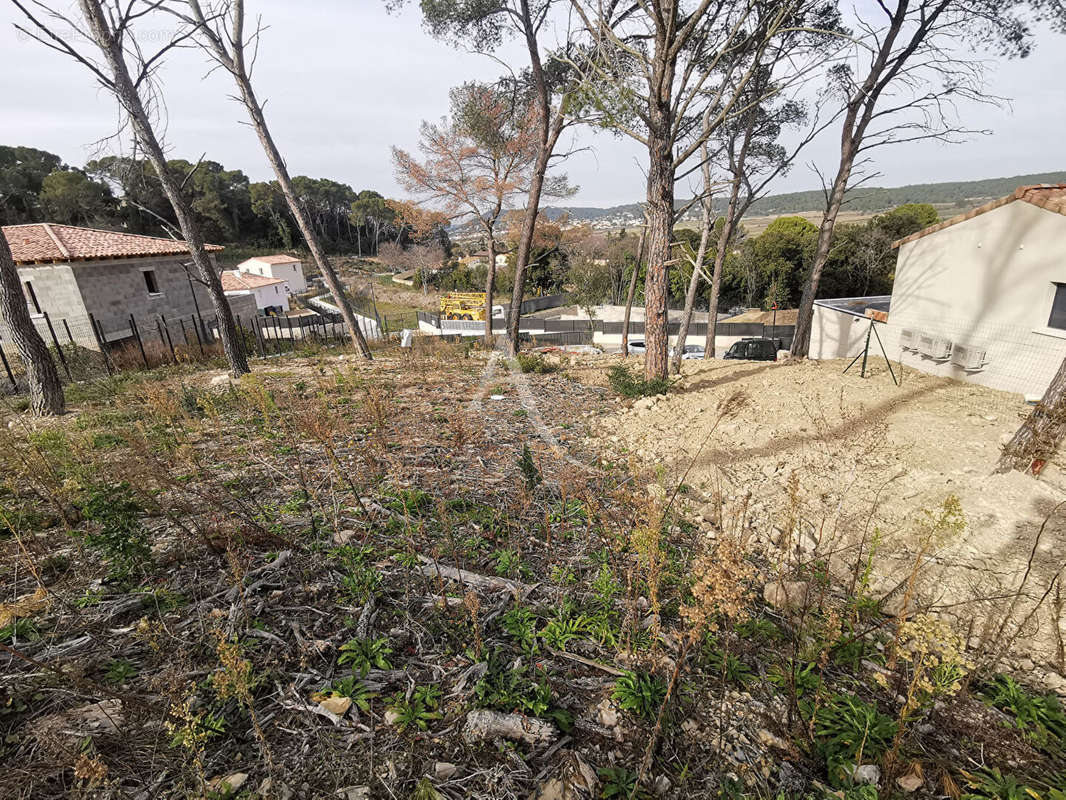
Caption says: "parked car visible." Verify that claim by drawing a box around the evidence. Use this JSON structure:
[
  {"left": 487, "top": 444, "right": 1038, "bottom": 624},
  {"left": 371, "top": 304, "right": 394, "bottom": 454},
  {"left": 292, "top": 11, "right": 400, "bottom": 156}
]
[
  {"left": 676, "top": 344, "right": 704, "bottom": 359},
  {"left": 723, "top": 337, "right": 779, "bottom": 361},
  {"left": 626, "top": 340, "right": 646, "bottom": 354}
]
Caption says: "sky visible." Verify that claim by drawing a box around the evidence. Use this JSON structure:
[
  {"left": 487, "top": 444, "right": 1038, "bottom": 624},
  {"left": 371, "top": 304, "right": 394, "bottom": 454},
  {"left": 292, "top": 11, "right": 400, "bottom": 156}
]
[{"left": 1, "top": 1, "right": 1064, "bottom": 208}]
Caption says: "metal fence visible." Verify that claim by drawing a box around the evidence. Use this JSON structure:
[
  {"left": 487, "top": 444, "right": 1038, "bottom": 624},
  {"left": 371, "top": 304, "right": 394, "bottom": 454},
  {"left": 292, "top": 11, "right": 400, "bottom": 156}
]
[{"left": 0, "top": 309, "right": 358, "bottom": 394}]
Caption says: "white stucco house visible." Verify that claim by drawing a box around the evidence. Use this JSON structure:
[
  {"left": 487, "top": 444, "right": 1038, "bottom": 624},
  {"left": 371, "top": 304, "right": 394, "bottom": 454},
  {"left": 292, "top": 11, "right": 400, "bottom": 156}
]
[
  {"left": 236, "top": 254, "right": 307, "bottom": 295},
  {"left": 220, "top": 270, "right": 290, "bottom": 315},
  {"left": 809, "top": 184, "right": 1066, "bottom": 397}
]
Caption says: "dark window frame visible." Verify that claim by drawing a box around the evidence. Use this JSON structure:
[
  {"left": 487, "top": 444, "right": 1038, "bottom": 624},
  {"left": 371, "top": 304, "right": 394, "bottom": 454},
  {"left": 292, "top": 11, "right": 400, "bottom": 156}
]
[
  {"left": 142, "top": 269, "right": 161, "bottom": 296},
  {"left": 1048, "top": 283, "right": 1066, "bottom": 330}
]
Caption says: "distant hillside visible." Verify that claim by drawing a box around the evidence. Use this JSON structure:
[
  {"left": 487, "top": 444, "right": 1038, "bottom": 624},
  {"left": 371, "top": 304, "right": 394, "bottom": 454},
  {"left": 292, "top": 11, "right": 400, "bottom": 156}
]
[{"left": 542, "top": 171, "right": 1066, "bottom": 227}]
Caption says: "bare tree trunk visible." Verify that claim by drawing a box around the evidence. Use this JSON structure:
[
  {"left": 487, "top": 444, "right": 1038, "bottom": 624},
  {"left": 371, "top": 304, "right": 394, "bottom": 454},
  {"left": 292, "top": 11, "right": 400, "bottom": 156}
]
[
  {"left": 704, "top": 186, "right": 741, "bottom": 359},
  {"left": 643, "top": 128, "right": 675, "bottom": 382},
  {"left": 999, "top": 358, "right": 1066, "bottom": 473},
  {"left": 78, "top": 0, "right": 249, "bottom": 377},
  {"left": 621, "top": 226, "right": 646, "bottom": 356},
  {"left": 232, "top": 76, "right": 372, "bottom": 359},
  {"left": 671, "top": 197, "right": 712, "bottom": 375},
  {"left": 505, "top": 0, "right": 565, "bottom": 358},
  {"left": 790, "top": 153, "right": 853, "bottom": 358},
  {"left": 179, "top": 0, "right": 371, "bottom": 358},
  {"left": 484, "top": 237, "right": 497, "bottom": 347},
  {"left": 0, "top": 236, "right": 63, "bottom": 415}
]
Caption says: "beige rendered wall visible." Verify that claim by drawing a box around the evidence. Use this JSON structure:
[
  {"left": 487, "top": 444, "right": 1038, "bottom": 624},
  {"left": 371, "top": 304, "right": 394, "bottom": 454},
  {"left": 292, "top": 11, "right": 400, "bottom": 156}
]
[{"left": 811, "top": 201, "right": 1066, "bottom": 397}]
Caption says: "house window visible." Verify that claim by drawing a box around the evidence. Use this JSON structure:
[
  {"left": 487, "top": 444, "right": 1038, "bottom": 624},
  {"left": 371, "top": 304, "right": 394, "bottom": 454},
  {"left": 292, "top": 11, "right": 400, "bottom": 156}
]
[
  {"left": 24, "top": 282, "right": 41, "bottom": 314},
  {"left": 142, "top": 269, "right": 161, "bottom": 296},
  {"left": 1049, "top": 283, "right": 1066, "bottom": 330}
]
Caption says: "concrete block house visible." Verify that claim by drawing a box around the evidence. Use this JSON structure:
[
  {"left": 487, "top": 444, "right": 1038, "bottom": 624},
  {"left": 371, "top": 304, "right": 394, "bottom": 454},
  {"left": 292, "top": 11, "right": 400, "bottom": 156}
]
[
  {"left": 809, "top": 185, "right": 1066, "bottom": 397},
  {"left": 1, "top": 223, "right": 256, "bottom": 350},
  {"left": 235, "top": 254, "right": 307, "bottom": 295}
]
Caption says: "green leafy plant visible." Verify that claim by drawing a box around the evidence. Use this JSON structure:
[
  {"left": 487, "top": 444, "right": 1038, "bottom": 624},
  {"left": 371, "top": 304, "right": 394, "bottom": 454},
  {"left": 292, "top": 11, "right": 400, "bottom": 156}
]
[
  {"left": 104, "top": 659, "right": 138, "bottom": 684},
  {"left": 598, "top": 766, "right": 650, "bottom": 799},
  {"left": 734, "top": 617, "right": 781, "bottom": 641},
  {"left": 387, "top": 684, "right": 441, "bottom": 731},
  {"left": 607, "top": 364, "right": 670, "bottom": 398},
  {"left": 0, "top": 618, "right": 39, "bottom": 644},
  {"left": 474, "top": 656, "right": 552, "bottom": 716},
  {"left": 410, "top": 777, "right": 445, "bottom": 800},
  {"left": 959, "top": 767, "right": 1064, "bottom": 800},
  {"left": 338, "top": 636, "right": 393, "bottom": 677},
  {"left": 813, "top": 693, "right": 897, "bottom": 785},
  {"left": 518, "top": 444, "right": 542, "bottom": 491},
  {"left": 331, "top": 544, "right": 382, "bottom": 603},
  {"left": 330, "top": 676, "right": 377, "bottom": 712},
  {"left": 612, "top": 670, "right": 667, "bottom": 721},
  {"left": 500, "top": 605, "right": 539, "bottom": 654},
  {"left": 701, "top": 638, "right": 753, "bottom": 686},
  {"left": 491, "top": 548, "right": 526, "bottom": 577},
  {"left": 980, "top": 674, "right": 1066, "bottom": 751},
  {"left": 768, "top": 660, "right": 822, "bottom": 700},
  {"left": 540, "top": 614, "right": 589, "bottom": 652},
  {"left": 76, "top": 481, "right": 151, "bottom": 582}
]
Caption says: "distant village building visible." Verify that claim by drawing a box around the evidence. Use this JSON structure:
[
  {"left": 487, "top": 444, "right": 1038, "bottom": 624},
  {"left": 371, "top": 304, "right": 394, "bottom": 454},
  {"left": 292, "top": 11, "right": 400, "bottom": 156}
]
[
  {"left": 236, "top": 254, "right": 307, "bottom": 295},
  {"left": 220, "top": 270, "right": 290, "bottom": 315},
  {"left": 0, "top": 223, "right": 255, "bottom": 350},
  {"left": 809, "top": 185, "right": 1066, "bottom": 396}
]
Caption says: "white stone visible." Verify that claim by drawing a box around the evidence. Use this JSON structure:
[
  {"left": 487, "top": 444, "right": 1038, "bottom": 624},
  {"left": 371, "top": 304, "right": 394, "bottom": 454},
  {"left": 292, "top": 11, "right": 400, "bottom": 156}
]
[{"left": 851, "top": 765, "right": 881, "bottom": 786}]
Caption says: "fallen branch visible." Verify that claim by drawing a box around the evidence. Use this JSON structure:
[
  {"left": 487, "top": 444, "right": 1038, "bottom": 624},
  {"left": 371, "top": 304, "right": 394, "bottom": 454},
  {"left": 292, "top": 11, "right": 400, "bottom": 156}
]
[
  {"left": 417, "top": 556, "right": 533, "bottom": 599},
  {"left": 462, "top": 709, "right": 558, "bottom": 746}
]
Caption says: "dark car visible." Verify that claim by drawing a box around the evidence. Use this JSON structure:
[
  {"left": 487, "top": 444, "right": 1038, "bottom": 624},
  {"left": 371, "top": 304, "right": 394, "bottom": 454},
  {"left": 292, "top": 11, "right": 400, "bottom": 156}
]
[{"left": 723, "top": 337, "right": 779, "bottom": 361}]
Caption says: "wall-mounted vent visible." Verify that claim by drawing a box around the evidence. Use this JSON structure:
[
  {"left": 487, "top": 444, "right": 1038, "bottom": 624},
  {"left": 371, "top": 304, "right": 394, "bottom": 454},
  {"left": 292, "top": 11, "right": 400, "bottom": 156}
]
[
  {"left": 918, "top": 334, "right": 952, "bottom": 360},
  {"left": 899, "top": 329, "right": 918, "bottom": 350},
  {"left": 950, "top": 343, "right": 988, "bottom": 371}
]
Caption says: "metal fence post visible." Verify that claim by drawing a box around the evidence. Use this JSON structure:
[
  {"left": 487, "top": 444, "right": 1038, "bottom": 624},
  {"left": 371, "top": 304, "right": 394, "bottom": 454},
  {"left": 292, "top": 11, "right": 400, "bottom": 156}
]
[
  {"left": 130, "top": 314, "right": 149, "bottom": 369},
  {"left": 160, "top": 315, "right": 176, "bottom": 362},
  {"left": 157, "top": 318, "right": 174, "bottom": 364},
  {"left": 0, "top": 342, "right": 16, "bottom": 391},
  {"left": 192, "top": 314, "right": 205, "bottom": 356},
  {"left": 42, "top": 312, "right": 72, "bottom": 381},
  {"left": 88, "top": 313, "right": 113, "bottom": 377}
]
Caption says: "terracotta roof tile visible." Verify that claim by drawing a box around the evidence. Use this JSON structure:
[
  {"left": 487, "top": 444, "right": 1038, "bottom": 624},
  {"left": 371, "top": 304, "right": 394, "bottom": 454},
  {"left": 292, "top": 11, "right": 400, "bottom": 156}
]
[
  {"left": 893, "top": 184, "right": 1066, "bottom": 248},
  {"left": 241, "top": 254, "right": 300, "bottom": 265},
  {"left": 2, "top": 223, "right": 222, "bottom": 264},
  {"left": 220, "top": 270, "right": 285, "bottom": 291}
]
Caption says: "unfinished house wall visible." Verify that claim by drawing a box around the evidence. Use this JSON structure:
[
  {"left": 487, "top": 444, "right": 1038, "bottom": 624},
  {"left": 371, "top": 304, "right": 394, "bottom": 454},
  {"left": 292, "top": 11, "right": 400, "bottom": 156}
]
[{"left": 0, "top": 263, "right": 94, "bottom": 348}]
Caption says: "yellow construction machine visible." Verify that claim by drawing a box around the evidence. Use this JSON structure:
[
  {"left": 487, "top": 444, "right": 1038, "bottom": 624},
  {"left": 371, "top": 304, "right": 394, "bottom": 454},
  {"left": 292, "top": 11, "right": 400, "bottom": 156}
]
[{"left": 440, "top": 292, "right": 487, "bottom": 321}]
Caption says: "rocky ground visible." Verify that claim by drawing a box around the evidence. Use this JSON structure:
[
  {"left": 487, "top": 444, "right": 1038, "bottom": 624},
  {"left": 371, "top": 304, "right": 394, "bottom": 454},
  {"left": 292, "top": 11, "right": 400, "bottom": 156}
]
[{"left": 0, "top": 343, "right": 1063, "bottom": 799}]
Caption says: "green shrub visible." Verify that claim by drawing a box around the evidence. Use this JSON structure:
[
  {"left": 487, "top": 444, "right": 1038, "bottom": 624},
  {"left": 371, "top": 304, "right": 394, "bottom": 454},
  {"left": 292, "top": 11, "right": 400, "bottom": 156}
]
[
  {"left": 607, "top": 364, "right": 671, "bottom": 398},
  {"left": 76, "top": 481, "right": 151, "bottom": 582},
  {"left": 612, "top": 670, "right": 667, "bottom": 721},
  {"left": 813, "top": 693, "right": 897, "bottom": 785},
  {"left": 518, "top": 444, "right": 541, "bottom": 491},
  {"left": 337, "top": 636, "right": 393, "bottom": 677},
  {"left": 516, "top": 353, "right": 559, "bottom": 374},
  {"left": 980, "top": 674, "right": 1066, "bottom": 751}
]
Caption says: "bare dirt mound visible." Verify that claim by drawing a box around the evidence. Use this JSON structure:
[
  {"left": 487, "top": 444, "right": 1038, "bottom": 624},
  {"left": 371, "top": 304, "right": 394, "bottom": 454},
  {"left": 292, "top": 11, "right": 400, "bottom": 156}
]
[{"left": 580, "top": 356, "right": 1066, "bottom": 685}]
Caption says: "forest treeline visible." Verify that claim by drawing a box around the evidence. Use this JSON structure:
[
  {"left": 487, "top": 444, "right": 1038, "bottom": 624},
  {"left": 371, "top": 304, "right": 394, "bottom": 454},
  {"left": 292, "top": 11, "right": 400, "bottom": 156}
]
[
  {"left": 540, "top": 170, "right": 1066, "bottom": 223},
  {"left": 0, "top": 144, "right": 400, "bottom": 255}
]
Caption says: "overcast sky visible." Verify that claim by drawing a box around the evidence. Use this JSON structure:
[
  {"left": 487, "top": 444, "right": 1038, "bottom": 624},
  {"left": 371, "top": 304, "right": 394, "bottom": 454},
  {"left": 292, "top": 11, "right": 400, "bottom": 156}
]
[{"left": 1, "top": 1, "right": 1064, "bottom": 207}]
